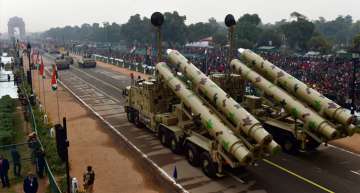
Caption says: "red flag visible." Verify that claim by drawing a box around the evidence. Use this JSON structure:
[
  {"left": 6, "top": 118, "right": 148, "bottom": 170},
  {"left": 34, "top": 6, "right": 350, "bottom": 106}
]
[
  {"left": 39, "top": 56, "right": 45, "bottom": 78},
  {"left": 51, "top": 65, "right": 58, "bottom": 91}
]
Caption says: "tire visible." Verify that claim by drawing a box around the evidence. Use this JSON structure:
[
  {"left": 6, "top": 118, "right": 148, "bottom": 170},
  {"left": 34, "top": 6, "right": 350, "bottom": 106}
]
[
  {"left": 304, "top": 138, "right": 321, "bottom": 152},
  {"left": 201, "top": 152, "right": 219, "bottom": 178},
  {"left": 134, "top": 112, "right": 142, "bottom": 127},
  {"left": 185, "top": 143, "right": 200, "bottom": 167},
  {"left": 169, "top": 134, "right": 182, "bottom": 154},
  {"left": 158, "top": 128, "right": 169, "bottom": 147},
  {"left": 281, "top": 137, "right": 299, "bottom": 154},
  {"left": 127, "top": 109, "right": 134, "bottom": 123}
]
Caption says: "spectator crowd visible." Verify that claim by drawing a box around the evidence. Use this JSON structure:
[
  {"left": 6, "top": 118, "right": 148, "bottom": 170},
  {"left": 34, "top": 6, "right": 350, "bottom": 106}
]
[{"left": 79, "top": 45, "right": 360, "bottom": 112}]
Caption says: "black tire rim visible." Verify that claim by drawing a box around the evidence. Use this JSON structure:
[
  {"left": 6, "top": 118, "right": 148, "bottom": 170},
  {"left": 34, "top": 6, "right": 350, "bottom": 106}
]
[
  {"left": 161, "top": 133, "right": 166, "bottom": 144},
  {"left": 203, "top": 159, "right": 210, "bottom": 174},
  {"left": 171, "top": 138, "right": 176, "bottom": 150},
  {"left": 188, "top": 149, "right": 194, "bottom": 162},
  {"left": 284, "top": 140, "right": 293, "bottom": 151}
]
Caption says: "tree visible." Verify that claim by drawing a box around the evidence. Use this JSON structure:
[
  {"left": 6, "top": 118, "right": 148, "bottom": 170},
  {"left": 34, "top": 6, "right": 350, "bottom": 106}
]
[
  {"left": 257, "top": 29, "right": 282, "bottom": 47},
  {"left": 235, "top": 13, "right": 263, "bottom": 48},
  {"left": 314, "top": 15, "right": 354, "bottom": 45},
  {"left": 121, "top": 14, "right": 152, "bottom": 45},
  {"left": 213, "top": 31, "right": 227, "bottom": 46},
  {"left": 186, "top": 17, "right": 225, "bottom": 45},
  {"left": 162, "top": 11, "right": 187, "bottom": 47},
  {"left": 307, "top": 34, "right": 332, "bottom": 53},
  {"left": 290, "top": 12, "right": 307, "bottom": 20},
  {"left": 280, "top": 13, "right": 315, "bottom": 51},
  {"left": 352, "top": 33, "right": 360, "bottom": 52}
]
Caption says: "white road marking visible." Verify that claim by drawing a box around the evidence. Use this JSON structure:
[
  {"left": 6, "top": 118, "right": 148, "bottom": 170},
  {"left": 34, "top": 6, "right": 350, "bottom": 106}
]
[
  {"left": 62, "top": 72, "right": 121, "bottom": 103},
  {"left": 55, "top": 73, "right": 189, "bottom": 193},
  {"left": 226, "top": 172, "right": 245, "bottom": 184},
  {"left": 70, "top": 66, "right": 125, "bottom": 93},
  {"left": 350, "top": 170, "right": 360, "bottom": 176},
  {"left": 328, "top": 144, "right": 360, "bottom": 158}
]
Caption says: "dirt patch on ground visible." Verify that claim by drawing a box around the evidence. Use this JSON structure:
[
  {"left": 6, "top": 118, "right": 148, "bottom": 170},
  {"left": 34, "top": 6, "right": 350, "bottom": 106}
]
[
  {"left": 31, "top": 66, "right": 163, "bottom": 193},
  {"left": 331, "top": 134, "right": 360, "bottom": 154}
]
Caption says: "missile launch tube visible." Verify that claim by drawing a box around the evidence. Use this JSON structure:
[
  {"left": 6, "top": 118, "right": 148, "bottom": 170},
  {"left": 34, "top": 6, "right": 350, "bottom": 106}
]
[
  {"left": 156, "top": 62, "right": 253, "bottom": 165},
  {"left": 231, "top": 59, "right": 338, "bottom": 139},
  {"left": 167, "top": 49, "right": 273, "bottom": 146},
  {"left": 238, "top": 48, "right": 354, "bottom": 126}
]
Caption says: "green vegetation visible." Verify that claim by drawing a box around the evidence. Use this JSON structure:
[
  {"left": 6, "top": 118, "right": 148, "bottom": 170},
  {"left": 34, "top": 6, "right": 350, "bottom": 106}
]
[
  {"left": 31, "top": 106, "right": 65, "bottom": 174},
  {"left": 44, "top": 11, "right": 360, "bottom": 53},
  {"left": 0, "top": 95, "right": 17, "bottom": 145},
  {"left": 0, "top": 95, "right": 33, "bottom": 193},
  {"left": 17, "top": 79, "right": 66, "bottom": 192}
]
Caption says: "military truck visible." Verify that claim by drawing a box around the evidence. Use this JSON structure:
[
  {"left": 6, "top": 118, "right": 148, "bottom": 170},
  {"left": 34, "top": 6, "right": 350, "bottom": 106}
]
[
  {"left": 64, "top": 55, "right": 74, "bottom": 65},
  {"left": 167, "top": 49, "right": 357, "bottom": 154},
  {"left": 78, "top": 54, "right": 96, "bottom": 68},
  {"left": 124, "top": 61, "right": 280, "bottom": 178},
  {"left": 55, "top": 54, "right": 70, "bottom": 70}
]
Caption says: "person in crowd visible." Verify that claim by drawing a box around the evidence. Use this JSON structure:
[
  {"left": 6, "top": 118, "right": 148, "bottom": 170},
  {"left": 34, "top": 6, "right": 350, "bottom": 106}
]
[
  {"left": 11, "top": 147, "right": 21, "bottom": 177},
  {"left": 83, "top": 166, "right": 95, "bottom": 193},
  {"left": 35, "top": 149, "right": 46, "bottom": 178},
  {"left": 23, "top": 172, "right": 38, "bottom": 193},
  {"left": 0, "top": 155, "right": 10, "bottom": 188}
]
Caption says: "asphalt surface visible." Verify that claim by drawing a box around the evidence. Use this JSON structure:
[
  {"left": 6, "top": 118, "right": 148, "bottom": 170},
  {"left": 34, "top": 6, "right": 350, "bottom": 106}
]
[{"left": 43, "top": 54, "right": 360, "bottom": 193}]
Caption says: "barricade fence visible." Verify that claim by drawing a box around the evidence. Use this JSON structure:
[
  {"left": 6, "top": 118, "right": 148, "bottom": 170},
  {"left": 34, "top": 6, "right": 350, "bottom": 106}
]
[
  {"left": 70, "top": 50, "right": 156, "bottom": 75},
  {"left": 24, "top": 88, "right": 63, "bottom": 193},
  {"left": 0, "top": 142, "right": 34, "bottom": 183}
]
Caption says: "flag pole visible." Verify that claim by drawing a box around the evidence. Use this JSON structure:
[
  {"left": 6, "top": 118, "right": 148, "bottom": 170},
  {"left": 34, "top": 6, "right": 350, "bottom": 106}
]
[
  {"left": 56, "top": 88, "right": 61, "bottom": 123},
  {"left": 42, "top": 76, "right": 46, "bottom": 113},
  {"left": 52, "top": 64, "right": 61, "bottom": 123},
  {"left": 37, "top": 66, "right": 41, "bottom": 101}
]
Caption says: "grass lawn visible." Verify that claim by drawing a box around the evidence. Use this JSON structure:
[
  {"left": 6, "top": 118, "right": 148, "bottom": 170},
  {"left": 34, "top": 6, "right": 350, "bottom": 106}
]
[{"left": 0, "top": 103, "right": 35, "bottom": 193}]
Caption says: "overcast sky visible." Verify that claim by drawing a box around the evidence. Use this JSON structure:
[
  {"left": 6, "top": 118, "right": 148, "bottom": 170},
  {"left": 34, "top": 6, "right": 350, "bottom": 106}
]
[{"left": 0, "top": 0, "right": 359, "bottom": 33}]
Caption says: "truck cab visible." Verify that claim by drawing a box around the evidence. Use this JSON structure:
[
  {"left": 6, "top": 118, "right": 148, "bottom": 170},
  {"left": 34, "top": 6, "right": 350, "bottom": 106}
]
[{"left": 55, "top": 55, "right": 70, "bottom": 70}]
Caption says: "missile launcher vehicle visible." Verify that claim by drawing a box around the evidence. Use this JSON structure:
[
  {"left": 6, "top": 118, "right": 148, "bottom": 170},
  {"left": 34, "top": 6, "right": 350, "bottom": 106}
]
[
  {"left": 124, "top": 13, "right": 280, "bottom": 178},
  {"left": 124, "top": 62, "right": 280, "bottom": 178},
  {"left": 165, "top": 49, "right": 357, "bottom": 154},
  {"left": 227, "top": 49, "right": 358, "bottom": 153}
]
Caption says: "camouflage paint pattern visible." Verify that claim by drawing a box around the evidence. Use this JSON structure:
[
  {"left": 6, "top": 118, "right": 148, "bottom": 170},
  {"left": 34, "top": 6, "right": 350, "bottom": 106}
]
[
  {"left": 156, "top": 62, "right": 253, "bottom": 164},
  {"left": 239, "top": 49, "right": 354, "bottom": 126},
  {"left": 167, "top": 49, "right": 274, "bottom": 147},
  {"left": 231, "top": 59, "right": 338, "bottom": 140}
]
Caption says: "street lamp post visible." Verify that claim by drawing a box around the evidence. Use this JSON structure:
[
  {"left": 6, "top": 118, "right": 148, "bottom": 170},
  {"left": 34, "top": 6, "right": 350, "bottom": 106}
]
[
  {"left": 27, "top": 42, "right": 33, "bottom": 93},
  {"left": 224, "top": 14, "right": 236, "bottom": 74},
  {"left": 150, "top": 12, "right": 164, "bottom": 63}
]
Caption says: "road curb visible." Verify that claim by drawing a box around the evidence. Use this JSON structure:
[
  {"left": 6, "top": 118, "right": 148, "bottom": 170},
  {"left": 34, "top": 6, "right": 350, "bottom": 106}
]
[{"left": 45, "top": 67, "right": 188, "bottom": 193}]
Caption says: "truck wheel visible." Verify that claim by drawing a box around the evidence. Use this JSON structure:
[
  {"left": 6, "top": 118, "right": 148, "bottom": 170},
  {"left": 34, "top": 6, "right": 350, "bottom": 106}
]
[
  {"left": 282, "top": 137, "right": 299, "bottom": 154},
  {"left": 185, "top": 143, "right": 200, "bottom": 167},
  {"left": 304, "top": 138, "right": 321, "bottom": 152},
  {"left": 134, "top": 113, "right": 142, "bottom": 127},
  {"left": 201, "top": 152, "right": 218, "bottom": 178},
  {"left": 169, "top": 134, "right": 182, "bottom": 154},
  {"left": 127, "top": 110, "right": 134, "bottom": 123},
  {"left": 158, "top": 128, "right": 169, "bottom": 147}
]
